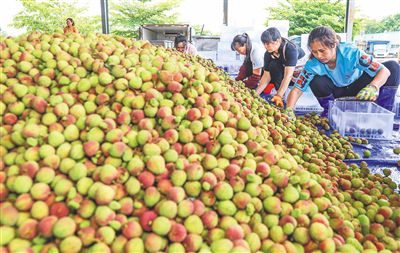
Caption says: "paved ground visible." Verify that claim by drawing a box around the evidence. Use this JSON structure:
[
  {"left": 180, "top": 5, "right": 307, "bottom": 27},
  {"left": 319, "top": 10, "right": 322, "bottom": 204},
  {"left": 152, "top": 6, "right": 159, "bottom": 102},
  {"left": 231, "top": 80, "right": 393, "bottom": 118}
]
[{"left": 376, "top": 57, "right": 399, "bottom": 63}]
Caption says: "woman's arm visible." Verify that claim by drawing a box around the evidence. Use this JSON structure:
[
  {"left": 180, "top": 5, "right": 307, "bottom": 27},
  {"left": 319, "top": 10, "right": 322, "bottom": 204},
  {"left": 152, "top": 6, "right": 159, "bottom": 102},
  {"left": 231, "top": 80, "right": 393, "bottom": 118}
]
[
  {"left": 276, "top": 66, "right": 295, "bottom": 97},
  {"left": 369, "top": 65, "right": 390, "bottom": 89},
  {"left": 252, "top": 68, "right": 261, "bottom": 75},
  {"left": 355, "top": 48, "right": 390, "bottom": 89},
  {"left": 356, "top": 64, "right": 391, "bottom": 100},
  {"left": 255, "top": 70, "right": 271, "bottom": 95},
  {"left": 286, "top": 87, "right": 303, "bottom": 109}
]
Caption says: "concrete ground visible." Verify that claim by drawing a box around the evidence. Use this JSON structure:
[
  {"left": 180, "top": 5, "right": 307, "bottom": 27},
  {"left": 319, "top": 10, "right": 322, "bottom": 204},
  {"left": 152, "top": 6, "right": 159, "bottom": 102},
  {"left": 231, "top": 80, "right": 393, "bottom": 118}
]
[{"left": 375, "top": 57, "right": 399, "bottom": 63}]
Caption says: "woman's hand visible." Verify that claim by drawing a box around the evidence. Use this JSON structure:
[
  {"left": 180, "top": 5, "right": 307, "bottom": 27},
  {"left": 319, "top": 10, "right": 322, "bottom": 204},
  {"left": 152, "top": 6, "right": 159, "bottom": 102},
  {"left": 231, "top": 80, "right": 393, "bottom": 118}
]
[
  {"left": 276, "top": 66, "right": 295, "bottom": 98},
  {"left": 255, "top": 71, "right": 271, "bottom": 95},
  {"left": 286, "top": 87, "right": 303, "bottom": 109},
  {"left": 271, "top": 95, "right": 284, "bottom": 107},
  {"left": 356, "top": 85, "right": 379, "bottom": 101}
]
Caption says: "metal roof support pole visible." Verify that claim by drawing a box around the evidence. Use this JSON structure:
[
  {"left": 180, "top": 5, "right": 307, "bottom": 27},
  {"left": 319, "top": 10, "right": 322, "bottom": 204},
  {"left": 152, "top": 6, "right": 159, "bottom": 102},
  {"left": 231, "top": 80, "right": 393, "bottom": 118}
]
[
  {"left": 345, "top": 0, "right": 355, "bottom": 42},
  {"left": 223, "top": 0, "right": 228, "bottom": 26},
  {"left": 100, "top": 0, "right": 110, "bottom": 34}
]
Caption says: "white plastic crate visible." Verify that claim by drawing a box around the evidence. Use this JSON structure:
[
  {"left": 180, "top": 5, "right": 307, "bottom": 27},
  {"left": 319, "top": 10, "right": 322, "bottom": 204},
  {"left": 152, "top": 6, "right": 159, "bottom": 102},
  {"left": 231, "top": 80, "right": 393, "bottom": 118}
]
[
  {"left": 216, "top": 50, "right": 240, "bottom": 61},
  {"left": 394, "top": 101, "right": 400, "bottom": 119},
  {"left": 283, "top": 87, "right": 323, "bottom": 114},
  {"left": 149, "top": 40, "right": 173, "bottom": 48},
  {"left": 393, "top": 87, "right": 400, "bottom": 119},
  {"left": 215, "top": 60, "right": 242, "bottom": 75},
  {"left": 328, "top": 100, "right": 394, "bottom": 140}
]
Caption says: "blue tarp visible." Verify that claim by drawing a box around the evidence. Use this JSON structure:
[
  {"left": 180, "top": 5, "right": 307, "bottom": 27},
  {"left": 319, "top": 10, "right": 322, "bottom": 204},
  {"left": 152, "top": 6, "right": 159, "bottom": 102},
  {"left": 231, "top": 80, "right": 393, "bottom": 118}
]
[{"left": 344, "top": 126, "right": 400, "bottom": 186}]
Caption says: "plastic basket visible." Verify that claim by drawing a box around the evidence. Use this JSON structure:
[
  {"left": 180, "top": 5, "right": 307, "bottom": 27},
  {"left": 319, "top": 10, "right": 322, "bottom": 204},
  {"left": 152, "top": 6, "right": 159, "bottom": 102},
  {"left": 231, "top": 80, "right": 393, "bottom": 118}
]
[
  {"left": 394, "top": 102, "right": 400, "bottom": 119},
  {"left": 393, "top": 88, "right": 400, "bottom": 119},
  {"left": 149, "top": 40, "right": 173, "bottom": 48},
  {"left": 215, "top": 60, "right": 242, "bottom": 75},
  {"left": 328, "top": 100, "right": 394, "bottom": 140},
  {"left": 284, "top": 87, "right": 323, "bottom": 114}
]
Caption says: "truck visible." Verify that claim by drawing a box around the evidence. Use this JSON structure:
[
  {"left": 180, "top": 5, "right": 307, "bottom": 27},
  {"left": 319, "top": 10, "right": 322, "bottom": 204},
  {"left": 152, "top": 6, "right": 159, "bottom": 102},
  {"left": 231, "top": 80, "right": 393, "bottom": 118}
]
[
  {"left": 365, "top": 40, "right": 390, "bottom": 58},
  {"left": 138, "top": 24, "right": 192, "bottom": 48}
]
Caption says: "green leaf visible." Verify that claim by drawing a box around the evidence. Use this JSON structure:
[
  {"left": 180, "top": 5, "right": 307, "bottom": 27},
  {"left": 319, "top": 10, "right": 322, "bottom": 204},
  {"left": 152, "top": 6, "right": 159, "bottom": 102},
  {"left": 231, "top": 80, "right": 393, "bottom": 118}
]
[
  {"left": 267, "top": 0, "right": 346, "bottom": 36},
  {"left": 12, "top": 0, "right": 101, "bottom": 35},
  {"left": 110, "top": 0, "right": 181, "bottom": 39}
]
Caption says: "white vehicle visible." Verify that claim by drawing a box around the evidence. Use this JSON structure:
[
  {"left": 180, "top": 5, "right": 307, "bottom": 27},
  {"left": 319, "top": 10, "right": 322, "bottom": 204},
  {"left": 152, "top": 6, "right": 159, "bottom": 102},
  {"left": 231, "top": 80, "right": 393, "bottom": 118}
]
[
  {"left": 138, "top": 24, "right": 192, "bottom": 48},
  {"left": 372, "top": 44, "right": 389, "bottom": 58}
]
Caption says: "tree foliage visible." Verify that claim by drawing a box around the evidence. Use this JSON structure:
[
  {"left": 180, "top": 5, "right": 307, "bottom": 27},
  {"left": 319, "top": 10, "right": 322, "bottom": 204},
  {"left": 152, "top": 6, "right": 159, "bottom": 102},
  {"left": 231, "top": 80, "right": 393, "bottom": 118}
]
[
  {"left": 12, "top": 0, "right": 101, "bottom": 35},
  {"left": 191, "top": 24, "right": 216, "bottom": 36},
  {"left": 110, "top": 0, "right": 181, "bottom": 39},
  {"left": 362, "top": 13, "right": 400, "bottom": 34},
  {"left": 267, "top": 0, "right": 346, "bottom": 36},
  {"left": 382, "top": 14, "right": 400, "bottom": 32}
]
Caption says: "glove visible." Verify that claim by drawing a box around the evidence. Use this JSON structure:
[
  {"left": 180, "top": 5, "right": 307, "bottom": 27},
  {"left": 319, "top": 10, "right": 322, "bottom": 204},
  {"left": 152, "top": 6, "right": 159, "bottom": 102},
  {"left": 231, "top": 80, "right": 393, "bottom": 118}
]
[
  {"left": 235, "top": 65, "right": 247, "bottom": 81},
  {"left": 284, "top": 108, "right": 296, "bottom": 121},
  {"left": 271, "top": 95, "right": 284, "bottom": 107},
  {"left": 356, "top": 85, "right": 379, "bottom": 101},
  {"left": 244, "top": 74, "right": 261, "bottom": 89}
]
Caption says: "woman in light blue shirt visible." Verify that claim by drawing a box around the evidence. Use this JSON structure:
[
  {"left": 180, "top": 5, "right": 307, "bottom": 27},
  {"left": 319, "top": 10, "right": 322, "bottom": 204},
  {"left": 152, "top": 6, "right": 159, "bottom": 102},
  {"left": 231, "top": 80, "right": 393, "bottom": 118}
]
[{"left": 287, "top": 26, "right": 399, "bottom": 116}]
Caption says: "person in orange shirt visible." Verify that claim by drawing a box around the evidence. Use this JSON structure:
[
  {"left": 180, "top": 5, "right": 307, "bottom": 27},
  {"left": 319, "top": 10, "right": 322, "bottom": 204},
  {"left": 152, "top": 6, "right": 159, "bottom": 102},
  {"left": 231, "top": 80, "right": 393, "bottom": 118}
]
[{"left": 64, "top": 18, "right": 79, "bottom": 34}]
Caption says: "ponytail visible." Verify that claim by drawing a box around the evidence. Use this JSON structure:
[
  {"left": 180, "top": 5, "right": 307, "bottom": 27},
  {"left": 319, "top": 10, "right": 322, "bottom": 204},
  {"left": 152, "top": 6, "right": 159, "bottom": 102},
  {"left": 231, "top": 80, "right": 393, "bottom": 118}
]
[
  {"left": 243, "top": 33, "right": 252, "bottom": 64},
  {"left": 231, "top": 33, "right": 252, "bottom": 62}
]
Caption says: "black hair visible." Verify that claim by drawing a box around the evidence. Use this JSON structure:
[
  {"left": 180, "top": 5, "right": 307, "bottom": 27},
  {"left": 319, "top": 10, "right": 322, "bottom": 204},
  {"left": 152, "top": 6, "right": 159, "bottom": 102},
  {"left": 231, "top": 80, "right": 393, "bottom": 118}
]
[
  {"left": 231, "top": 33, "right": 252, "bottom": 64},
  {"left": 175, "top": 35, "right": 187, "bottom": 47},
  {"left": 260, "top": 27, "right": 281, "bottom": 44},
  {"left": 307, "top": 26, "right": 338, "bottom": 50},
  {"left": 261, "top": 27, "right": 295, "bottom": 55},
  {"left": 66, "top": 18, "right": 75, "bottom": 26}
]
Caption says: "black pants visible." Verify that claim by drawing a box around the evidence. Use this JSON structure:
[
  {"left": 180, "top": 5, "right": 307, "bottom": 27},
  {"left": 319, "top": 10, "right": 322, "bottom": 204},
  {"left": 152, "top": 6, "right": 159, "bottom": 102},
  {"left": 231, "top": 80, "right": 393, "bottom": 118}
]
[
  {"left": 310, "top": 61, "right": 400, "bottom": 98},
  {"left": 267, "top": 60, "right": 294, "bottom": 89}
]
